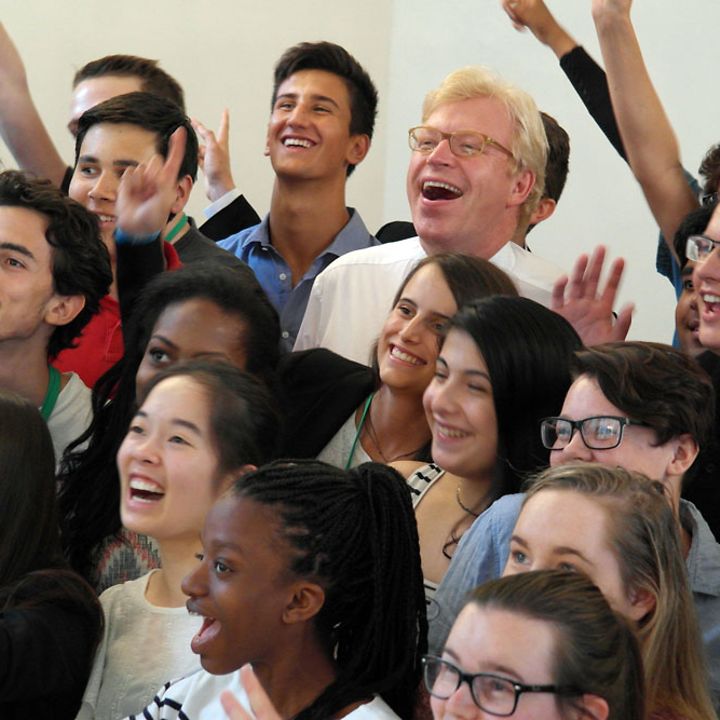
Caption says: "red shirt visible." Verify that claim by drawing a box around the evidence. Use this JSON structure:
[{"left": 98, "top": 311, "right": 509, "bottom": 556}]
[{"left": 53, "top": 243, "right": 181, "bottom": 387}]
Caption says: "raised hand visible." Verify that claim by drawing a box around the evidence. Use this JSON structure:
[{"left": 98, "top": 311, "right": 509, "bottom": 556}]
[
  {"left": 552, "top": 245, "right": 634, "bottom": 345},
  {"left": 193, "top": 110, "right": 236, "bottom": 202},
  {"left": 591, "top": 0, "right": 633, "bottom": 23},
  {"left": 500, "top": 0, "right": 577, "bottom": 58},
  {"left": 220, "top": 665, "right": 281, "bottom": 720},
  {"left": 115, "top": 126, "right": 187, "bottom": 238}
]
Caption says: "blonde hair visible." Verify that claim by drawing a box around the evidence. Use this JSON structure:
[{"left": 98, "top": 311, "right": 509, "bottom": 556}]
[
  {"left": 422, "top": 66, "right": 547, "bottom": 222},
  {"left": 524, "top": 462, "right": 715, "bottom": 720}
]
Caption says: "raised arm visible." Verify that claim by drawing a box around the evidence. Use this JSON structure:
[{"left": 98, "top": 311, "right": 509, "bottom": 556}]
[
  {"left": 0, "top": 23, "right": 66, "bottom": 186},
  {"left": 502, "top": 1, "right": 628, "bottom": 159},
  {"left": 592, "top": 0, "right": 698, "bottom": 257}
]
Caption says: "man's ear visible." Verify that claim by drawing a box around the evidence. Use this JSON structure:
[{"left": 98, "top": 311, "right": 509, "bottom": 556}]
[
  {"left": 44, "top": 294, "right": 85, "bottom": 328},
  {"left": 170, "top": 175, "right": 193, "bottom": 215},
  {"left": 529, "top": 197, "right": 557, "bottom": 226},
  {"left": 346, "top": 134, "right": 370, "bottom": 167},
  {"left": 667, "top": 433, "right": 699, "bottom": 478},
  {"left": 283, "top": 581, "right": 325, "bottom": 625},
  {"left": 507, "top": 168, "right": 535, "bottom": 208}
]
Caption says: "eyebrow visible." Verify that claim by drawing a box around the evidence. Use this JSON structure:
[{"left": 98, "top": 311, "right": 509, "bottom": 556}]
[
  {"left": 275, "top": 92, "right": 341, "bottom": 110},
  {"left": 511, "top": 534, "right": 594, "bottom": 566},
  {"left": 443, "top": 647, "right": 522, "bottom": 681},
  {"left": 148, "top": 334, "right": 178, "bottom": 350},
  {"left": 77, "top": 154, "right": 141, "bottom": 170},
  {"left": 134, "top": 409, "right": 203, "bottom": 437},
  {"left": 0, "top": 241, "right": 35, "bottom": 260}
]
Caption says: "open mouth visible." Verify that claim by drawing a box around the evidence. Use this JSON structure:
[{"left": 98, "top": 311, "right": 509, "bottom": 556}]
[
  {"left": 129, "top": 478, "right": 164, "bottom": 503},
  {"left": 422, "top": 180, "right": 463, "bottom": 201},
  {"left": 283, "top": 137, "right": 315, "bottom": 149},
  {"left": 434, "top": 422, "right": 469, "bottom": 440},
  {"left": 390, "top": 344, "right": 425, "bottom": 366},
  {"left": 190, "top": 614, "right": 221, "bottom": 654},
  {"left": 702, "top": 293, "right": 720, "bottom": 314}
]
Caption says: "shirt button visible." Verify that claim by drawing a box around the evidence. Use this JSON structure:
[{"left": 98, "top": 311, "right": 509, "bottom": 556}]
[
  {"left": 279, "top": 272, "right": 287, "bottom": 281},
  {"left": 281, "top": 331, "right": 290, "bottom": 339}
]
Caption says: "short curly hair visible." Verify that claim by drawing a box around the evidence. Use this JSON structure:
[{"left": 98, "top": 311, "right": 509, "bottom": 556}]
[{"left": 0, "top": 171, "right": 112, "bottom": 359}]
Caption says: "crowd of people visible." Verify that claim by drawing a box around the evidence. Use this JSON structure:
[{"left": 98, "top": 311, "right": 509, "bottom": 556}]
[{"left": 1, "top": 1, "right": 720, "bottom": 718}]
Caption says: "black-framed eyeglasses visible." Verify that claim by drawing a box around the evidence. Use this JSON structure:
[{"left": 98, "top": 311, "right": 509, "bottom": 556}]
[
  {"left": 422, "top": 655, "right": 575, "bottom": 716},
  {"left": 701, "top": 191, "right": 718, "bottom": 208},
  {"left": 686, "top": 234, "right": 720, "bottom": 263},
  {"left": 408, "top": 126, "right": 515, "bottom": 160},
  {"left": 540, "top": 416, "right": 649, "bottom": 451}
]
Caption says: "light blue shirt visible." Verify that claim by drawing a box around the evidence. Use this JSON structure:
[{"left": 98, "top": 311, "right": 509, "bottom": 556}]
[
  {"left": 429, "top": 493, "right": 720, "bottom": 709},
  {"left": 219, "top": 208, "right": 378, "bottom": 351}
]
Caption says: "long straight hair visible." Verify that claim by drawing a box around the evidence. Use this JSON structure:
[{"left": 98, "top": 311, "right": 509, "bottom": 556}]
[{"left": 525, "top": 463, "right": 716, "bottom": 720}]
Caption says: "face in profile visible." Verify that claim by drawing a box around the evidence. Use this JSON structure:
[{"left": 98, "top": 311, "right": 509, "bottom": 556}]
[
  {"left": 504, "top": 489, "right": 652, "bottom": 624},
  {"left": 182, "top": 494, "right": 302, "bottom": 675},
  {"left": 423, "top": 328, "right": 498, "bottom": 483},
  {"left": 118, "top": 375, "right": 228, "bottom": 544},
  {"left": 430, "top": 602, "right": 565, "bottom": 720},
  {"left": 0, "top": 206, "right": 73, "bottom": 346},
  {"left": 377, "top": 262, "right": 457, "bottom": 396},
  {"left": 135, "top": 298, "right": 249, "bottom": 399}
]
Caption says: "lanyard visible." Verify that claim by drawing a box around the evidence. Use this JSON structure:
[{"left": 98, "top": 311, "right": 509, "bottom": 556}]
[
  {"left": 164, "top": 213, "right": 189, "bottom": 243},
  {"left": 40, "top": 366, "right": 61, "bottom": 421},
  {"left": 345, "top": 393, "right": 374, "bottom": 470}
]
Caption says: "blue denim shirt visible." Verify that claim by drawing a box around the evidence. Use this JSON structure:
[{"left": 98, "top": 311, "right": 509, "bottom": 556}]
[
  {"left": 219, "top": 208, "right": 377, "bottom": 351},
  {"left": 429, "top": 493, "right": 720, "bottom": 709}
]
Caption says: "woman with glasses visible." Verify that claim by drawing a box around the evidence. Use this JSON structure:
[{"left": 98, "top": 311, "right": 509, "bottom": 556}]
[
  {"left": 426, "top": 570, "right": 643, "bottom": 720},
  {"left": 221, "top": 570, "right": 642, "bottom": 720},
  {"left": 393, "top": 296, "right": 581, "bottom": 601},
  {"left": 428, "top": 341, "right": 720, "bottom": 712},
  {"left": 504, "top": 463, "right": 715, "bottom": 720}
]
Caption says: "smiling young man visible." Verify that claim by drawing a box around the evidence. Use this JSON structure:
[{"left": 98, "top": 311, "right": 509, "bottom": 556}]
[
  {"left": 54, "top": 91, "right": 254, "bottom": 387},
  {"left": 0, "top": 170, "right": 111, "bottom": 461},
  {"left": 218, "top": 42, "right": 379, "bottom": 351},
  {"left": 295, "top": 66, "right": 565, "bottom": 364}
]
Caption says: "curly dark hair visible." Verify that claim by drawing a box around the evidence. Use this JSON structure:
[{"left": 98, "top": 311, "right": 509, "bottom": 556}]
[{"left": 0, "top": 170, "right": 112, "bottom": 359}]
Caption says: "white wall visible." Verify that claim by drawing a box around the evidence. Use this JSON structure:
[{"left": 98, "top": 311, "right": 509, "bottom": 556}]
[
  {"left": 4, "top": 1, "right": 717, "bottom": 344},
  {"left": 385, "top": 1, "right": 720, "bottom": 343}
]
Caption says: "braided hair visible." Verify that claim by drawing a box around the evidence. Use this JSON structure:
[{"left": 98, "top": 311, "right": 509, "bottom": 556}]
[{"left": 233, "top": 459, "right": 427, "bottom": 719}]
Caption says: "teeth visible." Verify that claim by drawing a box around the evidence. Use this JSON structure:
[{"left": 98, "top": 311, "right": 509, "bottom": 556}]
[
  {"left": 97, "top": 214, "right": 115, "bottom": 222},
  {"left": 283, "top": 138, "right": 313, "bottom": 148},
  {"left": 702, "top": 294, "right": 720, "bottom": 304},
  {"left": 436, "top": 424, "right": 468, "bottom": 439},
  {"left": 129, "top": 478, "right": 164, "bottom": 494},
  {"left": 390, "top": 346, "right": 423, "bottom": 365},
  {"left": 423, "top": 180, "right": 462, "bottom": 195}
]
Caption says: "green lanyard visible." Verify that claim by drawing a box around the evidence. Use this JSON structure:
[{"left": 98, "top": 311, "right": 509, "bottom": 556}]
[
  {"left": 40, "top": 366, "right": 61, "bottom": 421},
  {"left": 345, "top": 393, "right": 374, "bottom": 470},
  {"left": 164, "top": 213, "right": 189, "bottom": 243}
]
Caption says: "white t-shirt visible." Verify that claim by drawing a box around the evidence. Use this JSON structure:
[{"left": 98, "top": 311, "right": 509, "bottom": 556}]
[
  {"left": 294, "top": 237, "right": 565, "bottom": 365},
  {"left": 46, "top": 371, "right": 92, "bottom": 464},
  {"left": 127, "top": 669, "right": 400, "bottom": 719},
  {"left": 76, "top": 571, "right": 201, "bottom": 720},
  {"left": 316, "top": 409, "right": 371, "bottom": 469}
]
